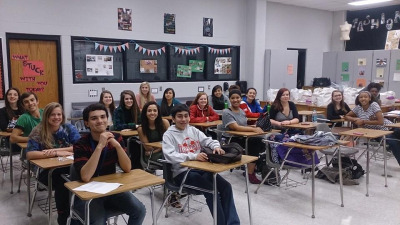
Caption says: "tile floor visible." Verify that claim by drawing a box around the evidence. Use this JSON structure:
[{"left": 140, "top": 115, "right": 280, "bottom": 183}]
[{"left": 0, "top": 151, "right": 399, "bottom": 225}]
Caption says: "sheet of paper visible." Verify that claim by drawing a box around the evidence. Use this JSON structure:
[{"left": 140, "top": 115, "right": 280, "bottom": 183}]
[
  {"left": 388, "top": 110, "right": 400, "bottom": 114},
  {"left": 394, "top": 72, "right": 400, "bottom": 81},
  {"left": 66, "top": 155, "right": 74, "bottom": 160},
  {"left": 376, "top": 67, "right": 384, "bottom": 78},
  {"left": 73, "top": 181, "right": 123, "bottom": 194}
]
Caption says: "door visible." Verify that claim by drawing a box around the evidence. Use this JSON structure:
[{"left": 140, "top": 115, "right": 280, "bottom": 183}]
[{"left": 8, "top": 36, "right": 62, "bottom": 108}]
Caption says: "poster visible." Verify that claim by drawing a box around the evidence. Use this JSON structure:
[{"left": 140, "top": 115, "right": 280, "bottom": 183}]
[
  {"left": 203, "top": 17, "right": 213, "bottom": 37},
  {"left": 214, "top": 57, "right": 232, "bottom": 74},
  {"left": 341, "top": 74, "right": 349, "bottom": 81},
  {"left": 385, "top": 29, "right": 400, "bottom": 50},
  {"left": 394, "top": 73, "right": 400, "bottom": 81},
  {"left": 358, "top": 58, "right": 366, "bottom": 66},
  {"left": 376, "top": 67, "right": 384, "bottom": 78},
  {"left": 287, "top": 64, "right": 293, "bottom": 75},
  {"left": 177, "top": 65, "right": 191, "bottom": 78},
  {"left": 164, "top": 13, "right": 176, "bottom": 34},
  {"left": 118, "top": 8, "right": 132, "bottom": 31},
  {"left": 189, "top": 60, "right": 205, "bottom": 72},
  {"left": 86, "top": 54, "right": 114, "bottom": 76},
  {"left": 139, "top": 60, "right": 157, "bottom": 73},
  {"left": 376, "top": 58, "right": 387, "bottom": 67},
  {"left": 358, "top": 66, "right": 365, "bottom": 76},
  {"left": 356, "top": 78, "right": 366, "bottom": 87},
  {"left": 396, "top": 59, "right": 400, "bottom": 70},
  {"left": 341, "top": 62, "right": 349, "bottom": 72}
]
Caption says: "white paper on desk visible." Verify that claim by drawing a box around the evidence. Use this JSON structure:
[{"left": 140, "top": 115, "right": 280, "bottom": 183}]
[
  {"left": 388, "top": 110, "right": 400, "bottom": 114},
  {"left": 66, "top": 155, "right": 74, "bottom": 160},
  {"left": 73, "top": 181, "right": 123, "bottom": 194}
]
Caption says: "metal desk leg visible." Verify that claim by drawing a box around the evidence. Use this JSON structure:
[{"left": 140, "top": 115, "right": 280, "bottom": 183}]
[
  {"left": 383, "top": 136, "right": 388, "bottom": 187},
  {"left": 150, "top": 187, "right": 157, "bottom": 225},
  {"left": 9, "top": 141, "right": 13, "bottom": 194},
  {"left": 85, "top": 199, "right": 93, "bottom": 225},
  {"left": 338, "top": 146, "right": 344, "bottom": 207},
  {"left": 311, "top": 151, "right": 315, "bottom": 219},
  {"left": 366, "top": 139, "right": 370, "bottom": 197},
  {"left": 213, "top": 173, "right": 217, "bottom": 225},
  {"left": 48, "top": 168, "right": 55, "bottom": 225},
  {"left": 245, "top": 164, "right": 253, "bottom": 225},
  {"left": 27, "top": 161, "right": 32, "bottom": 217}
]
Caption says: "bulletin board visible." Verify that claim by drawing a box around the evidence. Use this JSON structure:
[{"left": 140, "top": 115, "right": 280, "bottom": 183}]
[{"left": 0, "top": 38, "right": 4, "bottom": 100}]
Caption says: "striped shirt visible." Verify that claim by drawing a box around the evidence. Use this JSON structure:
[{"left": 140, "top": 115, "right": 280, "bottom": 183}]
[{"left": 352, "top": 102, "right": 392, "bottom": 131}]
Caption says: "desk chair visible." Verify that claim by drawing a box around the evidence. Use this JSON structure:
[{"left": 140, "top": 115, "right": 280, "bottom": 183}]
[
  {"left": 138, "top": 140, "right": 163, "bottom": 173},
  {"left": 64, "top": 164, "right": 127, "bottom": 225},
  {"left": 0, "top": 136, "right": 10, "bottom": 173},
  {"left": 157, "top": 160, "right": 205, "bottom": 219}
]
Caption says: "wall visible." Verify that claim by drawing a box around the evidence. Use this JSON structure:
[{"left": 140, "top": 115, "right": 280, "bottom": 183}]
[
  {"left": 0, "top": 0, "right": 245, "bottom": 115},
  {"left": 265, "top": 2, "right": 334, "bottom": 87}
]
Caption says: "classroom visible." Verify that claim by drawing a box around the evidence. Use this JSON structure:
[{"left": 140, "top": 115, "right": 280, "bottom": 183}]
[{"left": 1, "top": 0, "right": 400, "bottom": 225}]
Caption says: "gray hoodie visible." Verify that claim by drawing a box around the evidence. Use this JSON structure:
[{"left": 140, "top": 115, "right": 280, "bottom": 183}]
[{"left": 162, "top": 125, "right": 220, "bottom": 177}]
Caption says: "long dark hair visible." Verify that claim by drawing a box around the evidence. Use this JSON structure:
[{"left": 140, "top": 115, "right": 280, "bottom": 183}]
[
  {"left": 160, "top": 88, "right": 175, "bottom": 116},
  {"left": 330, "top": 90, "right": 348, "bottom": 114},
  {"left": 5, "top": 88, "right": 24, "bottom": 119},
  {"left": 119, "top": 90, "right": 139, "bottom": 123},
  {"left": 99, "top": 90, "right": 115, "bottom": 117},
  {"left": 272, "top": 88, "right": 290, "bottom": 112},
  {"left": 141, "top": 101, "right": 167, "bottom": 140}
]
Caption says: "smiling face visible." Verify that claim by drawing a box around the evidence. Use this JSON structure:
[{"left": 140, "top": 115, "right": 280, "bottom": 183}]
[
  {"left": 7, "top": 90, "right": 19, "bottom": 105},
  {"left": 246, "top": 89, "right": 257, "bottom": 102},
  {"left": 229, "top": 93, "right": 242, "bottom": 108},
  {"left": 280, "top": 91, "right": 290, "bottom": 103},
  {"left": 141, "top": 84, "right": 149, "bottom": 95},
  {"left": 214, "top": 88, "right": 222, "bottom": 98},
  {"left": 48, "top": 107, "right": 63, "bottom": 129},
  {"left": 146, "top": 104, "right": 158, "bottom": 122},
  {"left": 198, "top": 94, "right": 208, "bottom": 108},
  {"left": 173, "top": 111, "right": 190, "bottom": 130},
  {"left": 358, "top": 92, "right": 371, "bottom": 107},
  {"left": 85, "top": 110, "right": 108, "bottom": 134},
  {"left": 22, "top": 94, "right": 39, "bottom": 113},
  {"left": 124, "top": 94, "right": 134, "bottom": 109},
  {"left": 165, "top": 90, "right": 174, "bottom": 100},
  {"left": 369, "top": 88, "right": 379, "bottom": 98},
  {"left": 102, "top": 93, "right": 113, "bottom": 107},
  {"left": 332, "top": 91, "right": 343, "bottom": 104}
]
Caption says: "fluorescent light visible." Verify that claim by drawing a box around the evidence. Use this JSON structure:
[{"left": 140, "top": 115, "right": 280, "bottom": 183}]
[{"left": 348, "top": 0, "right": 393, "bottom": 6}]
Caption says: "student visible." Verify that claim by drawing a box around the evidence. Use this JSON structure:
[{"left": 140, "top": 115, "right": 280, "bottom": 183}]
[
  {"left": 222, "top": 89, "right": 264, "bottom": 184},
  {"left": 240, "top": 87, "right": 266, "bottom": 118},
  {"left": 158, "top": 88, "right": 181, "bottom": 117},
  {"left": 361, "top": 82, "right": 382, "bottom": 105},
  {"left": 228, "top": 84, "right": 240, "bottom": 93},
  {"left": 269, "top": 88, "right": 299, "bottom": 130},
  {"left": 99, "top": 90, "right": 115, "bottom": 126},
  {"left": 113, "top": 90, "right": 140, "bottom": 131},
  {"left": 327, "top": 90, "right": 351, "bottom": 126},
  {"left": 0, "top": 88, "right": 24, "bottom": 132},
  {"left": 10, "top": 92, "right": 43, "bottom": 143},
  {"left": 189, "top": 92, "right": 219, "bottom": 123},
  {"left": 345, "top": 91, "right": 400, "bottom": 165},
  {"left": 26, "top": 102, "right": 80, "bottom": 225},
  {"left": 208, "top": 85, "right": 230, "bottom": 114},
  {"left": 162, "top": 104, "right": 240, "bottom": 225},
  {"left": 73, "top": 103, "right": 146, "bottom": 224},
  {"left": 136, "top": 81, "right": 155, "bottom": 110}
]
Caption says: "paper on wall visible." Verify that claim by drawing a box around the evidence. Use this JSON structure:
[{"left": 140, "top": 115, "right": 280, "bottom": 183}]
[
  {"left": 394, "top": 73, "right": 400, "bottom": 81},
  {"left": 376, "top": 67, "right": 384, "bottom": 78}
]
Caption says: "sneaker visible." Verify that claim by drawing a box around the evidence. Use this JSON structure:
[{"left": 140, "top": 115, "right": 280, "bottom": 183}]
[
  {"left": 248, "top": 173, "right": 261, "bottom": 184},
  {"left": 169, "top": 193, "right": 182, "bottom": 208}
]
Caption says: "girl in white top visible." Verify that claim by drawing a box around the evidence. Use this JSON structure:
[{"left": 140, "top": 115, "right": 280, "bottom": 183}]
[{"left": 135, "top": 81, "right": 155, "bottom": 110}]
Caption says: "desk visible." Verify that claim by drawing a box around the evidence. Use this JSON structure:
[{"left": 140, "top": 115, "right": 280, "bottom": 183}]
[
  {"left": 298, "top": 110, "right": 324, "bottom": 122},
  {"left": 339, "top": 128, "right": 393, "bottom": 196},
  {"left": 0, "top": 131, "right": 13, "bottom": 194},
  {"left": 65, "top": 169, "right": 165, "bottom": 225},
  {"left": 28, "top": 157, "right": 73, "bottom": 224},
  {"left": 383, "top": 113, "right": 400, "bottom": 123},
  {"left": 181, "top": 155, "right": 257, "bottom": 225},
  {"left": 225, "top": 130, "right": 280, "bottom": 155},
  {"left": 67, "top": 117, "right": 83, "bottom": 121},
  {"left": 189, "top": 120, "right": 222, "bottom": 128},
  {"left": 144, "top": 142, "right": 162, "bottom": 149},
  {"left": 162, "top": 116, "right": 172, "bottom": 122},
  {"left": 385, "top": 123, "right": 400, "bottom": 128},
  {"left": 113, "top": 130, "right": 138, "bottom": 159}
]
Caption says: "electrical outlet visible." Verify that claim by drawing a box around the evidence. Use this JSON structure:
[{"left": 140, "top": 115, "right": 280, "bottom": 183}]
[
  {"left": 102, "top": 87, "right": 105, "bottom": 92},
  {"left": 159, "top": 86, "right": 162, "bottom": 91},
  {"left": 208, "top": 85, "right": 211, "bottom": 90},
  {"left": 88, "top": 89, "right": 98, "bottom": 97}
]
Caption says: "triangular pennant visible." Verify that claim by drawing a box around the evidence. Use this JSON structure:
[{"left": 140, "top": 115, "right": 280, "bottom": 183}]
[
  {"left": 162, "top": 47, "right": 166, "bottom": 53},
  {"left": 121, "top": 45, "right": 126, "bottom": 51},
  {"left": 214, "top": 49, "right": 217, "bottom": 54},
  {"left": 197, "top": 47, "right": 200, "bottom": 53},
  {"left": 158, "top": 49, "right": 162, "bottom": 55},
  {"left": 104, "top": 45, "right": 108, "bottom": 52},
  {"left": 100, "top": 45, "right": 104, "bottom": 51},
  {"left": 194, "top": 48, "right": 197, "bottom": 54},
  {"left": 220, "top": 49, "right": 222, "bottom": 54},
  {"left": 118, "top": 45, "right": 122, "bottom": 52},
  {"left": 135, "top": 44, "right": 139, "bottom": 50},
  {"left": 95, "top": 43, "right": 99, "bottom": 50},
  {"left": 147, "top": 49, "right": 150, "bottom": 56},
  {"left": 191, "top": 49, "right": 194, "bottom": 54},
  {"left": 185, "top": 50, "right": 188, "bottom": 55},
  {"left": 125, "top": 43, "right": 129, "bottom": 49},
  {"left": 113, "top": 46, "right": 117, "bottom": 52},
  {"left": 143, "top": 48, "right": 147, "bottom": 54},
  {"left": 175, "top": 47, "right": 178, "bottom": 53},
  {"left": 208, "top": 47, "right": 211, "bottom": 53},
  {"left": 178, "top": 48, "right": 182, "bottom": 54},
  {"left": 109, "top": 46, "right": 113, "bottom": 52},
  {"left": 151, "top": 50, "right": 154, "bottom": 56},
  {"left": 139, "top": 46, "right": 143, "bottom": 52},
  {"left": 225, "top": 49, "right": 228, "bottom": 54},
  {"left": 155, "top": 50, "right": 158, "bottom": 56}
]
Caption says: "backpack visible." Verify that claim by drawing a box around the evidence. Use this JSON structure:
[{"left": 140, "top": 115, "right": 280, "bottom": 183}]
[
  {"left": 256, "top": 152, "right": 280, "bottom": 185},
  {"left": 201, "top": 142, "right": 243, "bottom": 164},
  {"left": 256, "top": 112, "right": 272, "bottom": 132},
  {"left": 332, "top": 157, "right": 365, "bottom": 179},
  {"left": 312, "top": 77, "right": 331, "bottom": 87}
]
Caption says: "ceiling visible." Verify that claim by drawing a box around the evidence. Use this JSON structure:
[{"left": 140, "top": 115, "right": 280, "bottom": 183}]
[{"left": 267, "top": 0, "right": 400, "bottom": 11}]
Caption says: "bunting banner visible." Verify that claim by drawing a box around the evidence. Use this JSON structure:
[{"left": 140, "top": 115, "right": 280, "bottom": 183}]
[{"left": 207, "top": 47, "right": 231, "bottom": 55}]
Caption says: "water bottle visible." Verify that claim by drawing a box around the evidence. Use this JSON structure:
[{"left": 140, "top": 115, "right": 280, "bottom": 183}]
[
  {"left": 312, "top": 109, "right": 317, "bottom": 123},
  {"left": 266, "top": 103, "right": 271, "bottom": 113},
  {"left": 224, "top": 100, "right": 228, "bottom": 109}
]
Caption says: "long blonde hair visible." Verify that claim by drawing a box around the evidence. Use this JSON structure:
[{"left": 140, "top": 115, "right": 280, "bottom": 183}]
[
  {"left": 139, "top": 82, "right": 152, "bottom": 107},
  {"left": 40, "top": 102, "right": 66, "bottom": 149}
]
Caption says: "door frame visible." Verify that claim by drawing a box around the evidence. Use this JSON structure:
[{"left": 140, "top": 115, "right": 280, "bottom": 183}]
[{"left": 6, "top": 33, "right": 63, "bottom": 105}]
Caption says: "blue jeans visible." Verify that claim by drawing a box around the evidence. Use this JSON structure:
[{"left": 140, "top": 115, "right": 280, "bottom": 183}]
[
  {"left": 175, "top": 170, "right": 240, "bottom": 225},
  {"left": 386, "top": 128, "right": 400, "bottom": 166},
  {"left": 74, "top": 192, "right": 146, "bottom": 225}
]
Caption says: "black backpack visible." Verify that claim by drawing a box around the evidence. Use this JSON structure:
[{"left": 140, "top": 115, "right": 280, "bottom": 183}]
[
  {"left": 312, "top": 77, "right": 331, "bottom": 87},
  {"left": 332, "top": 157, "right": 365, "bottom": 179},
  {"left": 201, "top": 142, "right": 243, "bottom": 164}
]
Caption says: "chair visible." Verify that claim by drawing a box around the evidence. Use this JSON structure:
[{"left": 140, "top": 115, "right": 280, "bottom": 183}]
[
  {"left": 137, "top": 139, "right": 163, "bottom": 173},
  {"left": 157, "top": 160, "right": 206, "bottom": 219},
  {"left": 65, "top": 164, "right": 126, "bottom": 225}
]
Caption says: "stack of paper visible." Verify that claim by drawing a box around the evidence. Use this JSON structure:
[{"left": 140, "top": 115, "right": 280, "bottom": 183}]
[{"left": 73, "top": 181, "right": 123, "bottom": 194}]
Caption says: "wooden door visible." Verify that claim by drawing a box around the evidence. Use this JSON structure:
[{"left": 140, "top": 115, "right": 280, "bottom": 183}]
[{"left": 8, "top": 39, "right": 60, "bottom": 108}]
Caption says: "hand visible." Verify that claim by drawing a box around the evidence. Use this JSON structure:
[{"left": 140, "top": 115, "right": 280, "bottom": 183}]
[
  {"left": 43, "top": 149, "right": 57, "bottom": 157},
  {"left": 354, "top": 119, "right": 364, "bottom": 126},
  {"left": 107, "top": 137, "right": 122, "bottom": 148},
  {"left": 99, "top": 132, "right": 114, "bottom": 148},
  {"left": 213, "top": 147, "right": 225, "bottom": 155},
  {"left": 281, "top": 120, "right": 291, "bottom": 125},
  {"left": 56, "top": 151, "right": 73, "bottom": 157},
  {"left": 196, "top": 152, "right": 208, "bottom": 162},
  {"left": 254, "top": 127, "right": 264, "bottom": 134}
]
